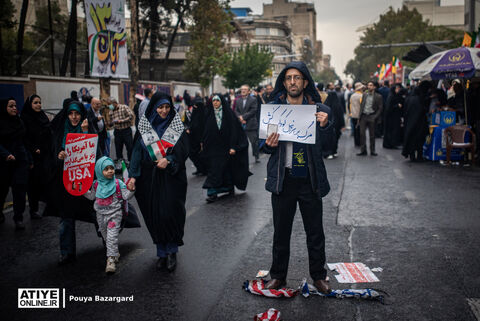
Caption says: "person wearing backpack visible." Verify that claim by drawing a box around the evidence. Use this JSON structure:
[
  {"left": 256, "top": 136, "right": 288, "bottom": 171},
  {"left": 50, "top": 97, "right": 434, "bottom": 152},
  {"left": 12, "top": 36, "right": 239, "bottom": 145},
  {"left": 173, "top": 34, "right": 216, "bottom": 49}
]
[{"left": 84, "top": 156, "right": 135, "bottom": 273}]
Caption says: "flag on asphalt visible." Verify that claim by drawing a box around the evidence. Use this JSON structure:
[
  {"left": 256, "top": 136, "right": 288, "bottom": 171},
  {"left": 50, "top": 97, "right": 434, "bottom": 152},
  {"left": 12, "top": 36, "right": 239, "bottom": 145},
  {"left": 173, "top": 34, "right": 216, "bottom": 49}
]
[
  {"left": 254, "top": 308, "right": 281, "bottom": 321},
  {"left": 243, "top": 280, "right": 298, "bottom": 298}
]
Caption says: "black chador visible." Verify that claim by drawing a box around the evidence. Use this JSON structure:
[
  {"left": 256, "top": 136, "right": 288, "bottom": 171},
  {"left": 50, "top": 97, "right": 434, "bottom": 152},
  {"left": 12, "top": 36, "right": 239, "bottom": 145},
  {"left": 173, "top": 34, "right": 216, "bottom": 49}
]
[{"left": 202, "top": 94, "right": 251, "bottom": 201}]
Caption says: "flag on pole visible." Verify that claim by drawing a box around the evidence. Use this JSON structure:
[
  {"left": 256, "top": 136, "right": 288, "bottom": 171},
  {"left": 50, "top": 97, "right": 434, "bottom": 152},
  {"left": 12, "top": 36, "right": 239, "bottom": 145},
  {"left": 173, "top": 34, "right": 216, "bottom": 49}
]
[
  {"left": 121, "top": 160, "right": 129, "bottom": 183},
  {"left": 384, "top": 63, "right": 392, "bottom": 78},
  {"left": 379, "top": 64, "right": 386, "bottom": 80},
  {"left": 392, "top": 57, "right": 397, "bottom": 74},
  {"left": 475, "top": 33, "right": 480, "bottom": 48},
  {"left": 462, "top": 32, "right": 472, "bottom": 47}
]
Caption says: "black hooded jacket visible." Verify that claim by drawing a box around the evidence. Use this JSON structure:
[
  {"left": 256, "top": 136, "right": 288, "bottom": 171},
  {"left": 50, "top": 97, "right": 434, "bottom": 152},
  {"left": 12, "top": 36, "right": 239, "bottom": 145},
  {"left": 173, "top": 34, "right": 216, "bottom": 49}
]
[{"left": 261, "top": 61, "right": 335, "bottom": 198}]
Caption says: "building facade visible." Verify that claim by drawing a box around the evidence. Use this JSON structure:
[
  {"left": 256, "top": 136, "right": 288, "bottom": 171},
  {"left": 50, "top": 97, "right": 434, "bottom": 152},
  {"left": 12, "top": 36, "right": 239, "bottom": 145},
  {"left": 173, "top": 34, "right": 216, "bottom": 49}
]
[
  {"left": 228, "top": 16, "right": 294, "bottom": 85},
  {"left": 262, "top": 0, "right": 326, "bottom": 73},
  {"left": 403, "top": 0, "right": 465, "bottom": 30}
]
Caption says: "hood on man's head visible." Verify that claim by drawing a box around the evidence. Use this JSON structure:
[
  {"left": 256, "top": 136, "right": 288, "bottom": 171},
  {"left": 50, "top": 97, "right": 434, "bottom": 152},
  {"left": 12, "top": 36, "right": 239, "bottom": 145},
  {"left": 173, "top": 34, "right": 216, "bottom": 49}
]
[{"left": 271, "top": 61, "right": 321, "bottom": 103}]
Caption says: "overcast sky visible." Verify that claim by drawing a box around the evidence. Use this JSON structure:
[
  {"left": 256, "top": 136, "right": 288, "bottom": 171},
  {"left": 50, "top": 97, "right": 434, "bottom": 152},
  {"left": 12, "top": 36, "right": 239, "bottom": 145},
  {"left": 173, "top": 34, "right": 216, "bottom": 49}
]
[{"left": 230, "top": 0, "right": 464, "bottom": 79}]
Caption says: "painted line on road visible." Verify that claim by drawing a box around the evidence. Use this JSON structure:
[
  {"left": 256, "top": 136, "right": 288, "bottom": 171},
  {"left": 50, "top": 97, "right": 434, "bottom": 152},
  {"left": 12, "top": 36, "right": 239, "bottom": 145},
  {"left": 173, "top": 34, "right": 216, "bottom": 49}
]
[
  {"left": 186, "top": 206, "right": 200, "bottom": 218},
  {"left": 467, "top": 298, "right": 480, "bottom": 321},
  {"left": 393, "top": 168, "right": 404, "bottom": 180},
  {"left": 385, "top": 154, "right": 394, "bottom": 161}
]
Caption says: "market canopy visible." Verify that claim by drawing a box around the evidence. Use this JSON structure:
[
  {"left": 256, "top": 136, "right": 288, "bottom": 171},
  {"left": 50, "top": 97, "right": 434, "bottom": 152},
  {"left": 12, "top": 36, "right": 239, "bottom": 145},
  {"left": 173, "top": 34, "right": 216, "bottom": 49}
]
[{"left": 409, "top": 47, "right": 480, "bottom": 80}]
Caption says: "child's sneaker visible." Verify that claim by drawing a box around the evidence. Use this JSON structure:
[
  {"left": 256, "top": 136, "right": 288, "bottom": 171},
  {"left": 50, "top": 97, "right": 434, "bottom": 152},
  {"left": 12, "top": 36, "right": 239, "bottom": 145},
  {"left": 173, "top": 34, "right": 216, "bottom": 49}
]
[{"left": 105, "top": 257, "right": 116, "bottom": 273}]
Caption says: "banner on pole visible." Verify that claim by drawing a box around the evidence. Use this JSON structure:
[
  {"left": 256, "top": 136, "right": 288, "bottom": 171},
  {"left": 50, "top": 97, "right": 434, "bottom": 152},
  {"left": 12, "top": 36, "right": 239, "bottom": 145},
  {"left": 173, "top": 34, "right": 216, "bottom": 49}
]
[
  {"left": 63, "top": 133, "right": 98, "bottom": 196},
  {"left": 85, "top": 0, "right": 129, "bottom": 78}
]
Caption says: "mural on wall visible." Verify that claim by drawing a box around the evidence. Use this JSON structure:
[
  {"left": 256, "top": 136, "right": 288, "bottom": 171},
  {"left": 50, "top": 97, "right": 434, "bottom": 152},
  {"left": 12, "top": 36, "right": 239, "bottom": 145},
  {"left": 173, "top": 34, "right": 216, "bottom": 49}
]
[{"left": 86, "top": 0, "right": 129, "bottom": 78}]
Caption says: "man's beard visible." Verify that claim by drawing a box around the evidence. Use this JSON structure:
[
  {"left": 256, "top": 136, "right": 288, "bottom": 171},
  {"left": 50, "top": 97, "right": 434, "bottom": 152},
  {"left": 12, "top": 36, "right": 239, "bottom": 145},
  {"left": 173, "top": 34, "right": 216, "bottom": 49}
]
[{"left": 287, "top": 87, "right": 303, "bottom": 98}]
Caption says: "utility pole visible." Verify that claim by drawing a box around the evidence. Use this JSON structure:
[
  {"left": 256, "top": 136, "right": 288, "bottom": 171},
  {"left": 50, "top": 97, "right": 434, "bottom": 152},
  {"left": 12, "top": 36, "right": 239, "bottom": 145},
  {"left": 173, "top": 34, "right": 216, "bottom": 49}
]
[
  {"left": 468, "top": 0, "right": 476, "bottom": 33},
  {"left": 47, "top": 0, "right": 55, "bottom": 75},
  {"left": 129, "top": 0, "right": 140, "bottom": 108}
]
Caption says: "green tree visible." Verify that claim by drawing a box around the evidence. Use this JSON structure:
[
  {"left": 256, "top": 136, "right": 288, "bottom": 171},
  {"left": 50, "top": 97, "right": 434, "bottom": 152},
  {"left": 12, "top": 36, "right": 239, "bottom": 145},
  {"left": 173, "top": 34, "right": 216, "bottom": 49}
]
[
  {"left": 24, "top": 1, "right": 69, "bottom": 75},
  {"left": 312, "top": 68, "right": 339, "bottom": 85},
  {"left": 344, "top": 5, "right": 463, "bottom": 82},
  {"left": 221, "top": 44, "right": 273, "bottom": 89},
  {"left": 183, "top": 0, "right": 234, "bottom": 88}
]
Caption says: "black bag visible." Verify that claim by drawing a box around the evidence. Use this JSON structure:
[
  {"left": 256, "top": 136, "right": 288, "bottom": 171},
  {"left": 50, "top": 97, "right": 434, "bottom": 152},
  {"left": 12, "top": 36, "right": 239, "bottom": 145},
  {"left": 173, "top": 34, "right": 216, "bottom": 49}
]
[{"left": 121, "top": 202, "right": 141, "bottom": 229}]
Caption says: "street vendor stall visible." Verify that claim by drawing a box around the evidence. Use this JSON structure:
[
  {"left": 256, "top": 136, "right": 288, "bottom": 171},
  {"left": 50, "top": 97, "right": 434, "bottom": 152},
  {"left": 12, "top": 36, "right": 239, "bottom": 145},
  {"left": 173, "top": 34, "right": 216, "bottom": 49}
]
[{"left": 409, "top": 46, "right": 478, "bottom": 162}]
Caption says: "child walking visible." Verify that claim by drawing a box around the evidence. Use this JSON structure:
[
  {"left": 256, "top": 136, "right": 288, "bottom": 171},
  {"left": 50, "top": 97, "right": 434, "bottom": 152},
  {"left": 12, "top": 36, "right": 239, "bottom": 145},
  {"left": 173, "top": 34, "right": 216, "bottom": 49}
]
[{"left": 84, "top": 156, "right": 134, "bottom": 273}]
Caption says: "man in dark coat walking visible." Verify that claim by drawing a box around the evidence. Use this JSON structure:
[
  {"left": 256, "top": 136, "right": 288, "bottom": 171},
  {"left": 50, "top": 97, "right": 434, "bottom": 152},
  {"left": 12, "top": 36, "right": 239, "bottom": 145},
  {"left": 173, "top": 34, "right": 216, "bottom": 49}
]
[
  {"left": 261, "top": 61, "right": 335, "bottom": 293},
  {"left": 87, "top": 97, "right": 108, "bottom": 156},
  {"left": 234, "top": 85, "right": 260, "bottom": 163},
  {"left": 357, "top": 81, "right": 383, "bottom": 156}
]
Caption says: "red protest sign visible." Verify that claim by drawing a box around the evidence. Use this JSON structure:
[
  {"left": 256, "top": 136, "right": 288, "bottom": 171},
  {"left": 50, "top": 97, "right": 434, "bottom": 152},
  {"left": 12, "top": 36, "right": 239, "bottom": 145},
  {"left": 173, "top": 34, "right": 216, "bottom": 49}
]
[{"left": 63, "top": 133, "right": 98, "bottom": 196}]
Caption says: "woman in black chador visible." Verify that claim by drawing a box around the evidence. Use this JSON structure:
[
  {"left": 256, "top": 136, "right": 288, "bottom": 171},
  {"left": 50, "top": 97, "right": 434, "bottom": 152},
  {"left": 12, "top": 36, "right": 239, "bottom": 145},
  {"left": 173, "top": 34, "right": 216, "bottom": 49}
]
[
  {"left": 43, "top": 99, "right": 98, "bottom": 265},
  {"left": 21, "top": 94, "right": 52, "bottom": 219},
  {"left": 129, "top": 92, "right": 189, "bottom": 272},
  {"left": 185, "top": 95, "right": 208, "bottom": 175},
  {"left": 202, "top": 94, "right": 251, "bottom": 203},
  {"left": 383, "top": 84, "right": 405, "bottom": 149},
  {"left": 0, "top": 98, "right": 31, "bottom": 229},
  {"left": 402, "top": 81, "right": 431, "bottom": 161}
]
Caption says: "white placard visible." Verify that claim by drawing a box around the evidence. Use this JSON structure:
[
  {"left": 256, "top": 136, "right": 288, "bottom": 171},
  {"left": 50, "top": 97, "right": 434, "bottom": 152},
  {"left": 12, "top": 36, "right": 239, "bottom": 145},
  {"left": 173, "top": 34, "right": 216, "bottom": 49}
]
[{"left": 259, "top": 104, "right": 316, "bottom": 144}]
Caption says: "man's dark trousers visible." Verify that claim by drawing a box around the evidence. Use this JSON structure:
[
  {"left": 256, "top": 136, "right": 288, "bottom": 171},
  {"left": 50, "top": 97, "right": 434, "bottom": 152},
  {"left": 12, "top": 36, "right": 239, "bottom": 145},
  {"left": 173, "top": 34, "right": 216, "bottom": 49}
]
[
  {"left": 351, "top": 118, "right": 360, "bottom": 146},
  {"left": 359, "top": 114, "right": 376, "bottom": 153},
  {"left": 114, "top": 127, "right": 133, "bottom": 161},
  {"left": 246, "top": 130, "right": 259, "bottom": 159},
  {"left": 270, "top": 171, "right": 327, "bottom": 281}
]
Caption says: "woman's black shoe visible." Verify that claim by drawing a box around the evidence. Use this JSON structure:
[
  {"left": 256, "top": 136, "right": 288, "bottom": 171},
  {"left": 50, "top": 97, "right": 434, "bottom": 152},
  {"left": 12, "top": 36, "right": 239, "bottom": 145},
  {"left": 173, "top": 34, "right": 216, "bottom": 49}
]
[
  {"left": 206, "top": 195, "right": 217, "bottom": 203},
  {"left": 14, "top": 221, "right": 25, "bottom": 230},
  {"left": 156, "top": 257, "right": 167, "bottom": 271},
  {"left": 58, "top": 254, "right": 76, "bottom": 266},
  {"left": 166, "top": 253, "right": 176, "bottom": 272},
  {"left": 30, "top": 212, "right": 42, "bottom": 220}
]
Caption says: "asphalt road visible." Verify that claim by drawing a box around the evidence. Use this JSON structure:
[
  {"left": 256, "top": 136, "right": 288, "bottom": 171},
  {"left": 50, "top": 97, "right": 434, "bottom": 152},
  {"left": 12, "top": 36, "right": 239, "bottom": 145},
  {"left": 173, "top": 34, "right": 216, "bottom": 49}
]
[{"left": 1, "top": 135, "right": 480, "bottom": 321}]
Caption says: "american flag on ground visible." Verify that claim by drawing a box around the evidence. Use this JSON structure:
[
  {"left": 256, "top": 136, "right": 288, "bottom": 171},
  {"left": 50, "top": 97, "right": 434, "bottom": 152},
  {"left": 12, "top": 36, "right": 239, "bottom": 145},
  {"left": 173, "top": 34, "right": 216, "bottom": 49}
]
[
  {"left": 254, "top": 308, "right": 281, "bottom": 321},
  {"left": 243, "top": 280, "right": 298, "bottom": 298}
]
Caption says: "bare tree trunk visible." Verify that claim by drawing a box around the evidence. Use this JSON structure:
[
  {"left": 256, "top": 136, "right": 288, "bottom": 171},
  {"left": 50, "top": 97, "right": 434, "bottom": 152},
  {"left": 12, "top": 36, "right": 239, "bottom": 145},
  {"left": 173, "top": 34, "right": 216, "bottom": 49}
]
[
  {"left": 149, "top": 0, "right": 159, "bottom": 80},
  {"left": 0, "top": 27, "right": 4, "bottom": 75},
  {"left": 129, "top": 0, "right": 140, "bottom": 108},
  {"left": 141, "top": 28, "right": 150, "bottom": 53},
  {"left": 16, "top": 0, "right": 29, "bottom": 76},
  {"left": 60, "top": 0, "right": 77, "bottom": 76},
  {"left": 162, "top": 10, "right": 183, "bottom": 81},
  {"left": 69, "top": 0, "right": 78, "bottom": 77},
  {"left": 48, "top": 0, "right": 55, "bottom": 75}
]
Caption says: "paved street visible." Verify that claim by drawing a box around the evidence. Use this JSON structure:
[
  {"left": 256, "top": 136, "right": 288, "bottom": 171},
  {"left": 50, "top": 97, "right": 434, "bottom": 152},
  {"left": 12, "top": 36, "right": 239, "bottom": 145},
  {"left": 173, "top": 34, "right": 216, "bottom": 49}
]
[{"left": 2, "top": 136, "right": 480, "bottom": 321}]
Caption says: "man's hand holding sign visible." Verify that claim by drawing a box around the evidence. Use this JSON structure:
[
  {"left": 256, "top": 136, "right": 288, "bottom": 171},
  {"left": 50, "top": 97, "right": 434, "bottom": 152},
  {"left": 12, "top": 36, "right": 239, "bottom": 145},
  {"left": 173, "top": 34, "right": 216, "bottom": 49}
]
[{"left": 261, "top": 106, "right": 328, "bottom": 148}]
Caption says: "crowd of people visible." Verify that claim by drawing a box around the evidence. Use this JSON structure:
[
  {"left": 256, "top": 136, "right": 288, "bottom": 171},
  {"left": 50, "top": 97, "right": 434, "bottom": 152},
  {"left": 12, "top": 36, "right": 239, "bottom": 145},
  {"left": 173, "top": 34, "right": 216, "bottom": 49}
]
[{"left": 1, "top": 62, "right": 478, "bottom": 288}]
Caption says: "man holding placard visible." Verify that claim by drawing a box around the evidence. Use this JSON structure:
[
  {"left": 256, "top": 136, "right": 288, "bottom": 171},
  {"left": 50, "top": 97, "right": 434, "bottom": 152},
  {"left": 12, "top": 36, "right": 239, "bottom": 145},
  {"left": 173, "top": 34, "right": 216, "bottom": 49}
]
[{"left": 260, "top": 61, "right": 335, "bottom": 294}]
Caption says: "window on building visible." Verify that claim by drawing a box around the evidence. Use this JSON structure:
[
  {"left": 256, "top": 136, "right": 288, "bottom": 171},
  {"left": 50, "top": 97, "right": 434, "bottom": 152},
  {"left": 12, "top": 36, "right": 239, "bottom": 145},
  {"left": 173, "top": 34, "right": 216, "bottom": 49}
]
[{"left": 255, "top": 28, "right": 269, "bottom": 36}]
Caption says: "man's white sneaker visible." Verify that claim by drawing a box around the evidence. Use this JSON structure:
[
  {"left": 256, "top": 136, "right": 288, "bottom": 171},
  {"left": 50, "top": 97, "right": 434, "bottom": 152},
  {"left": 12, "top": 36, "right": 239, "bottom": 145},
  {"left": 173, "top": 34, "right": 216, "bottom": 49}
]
[{"left": 106, "top": 257, "right": 116, "bottom": 273}]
